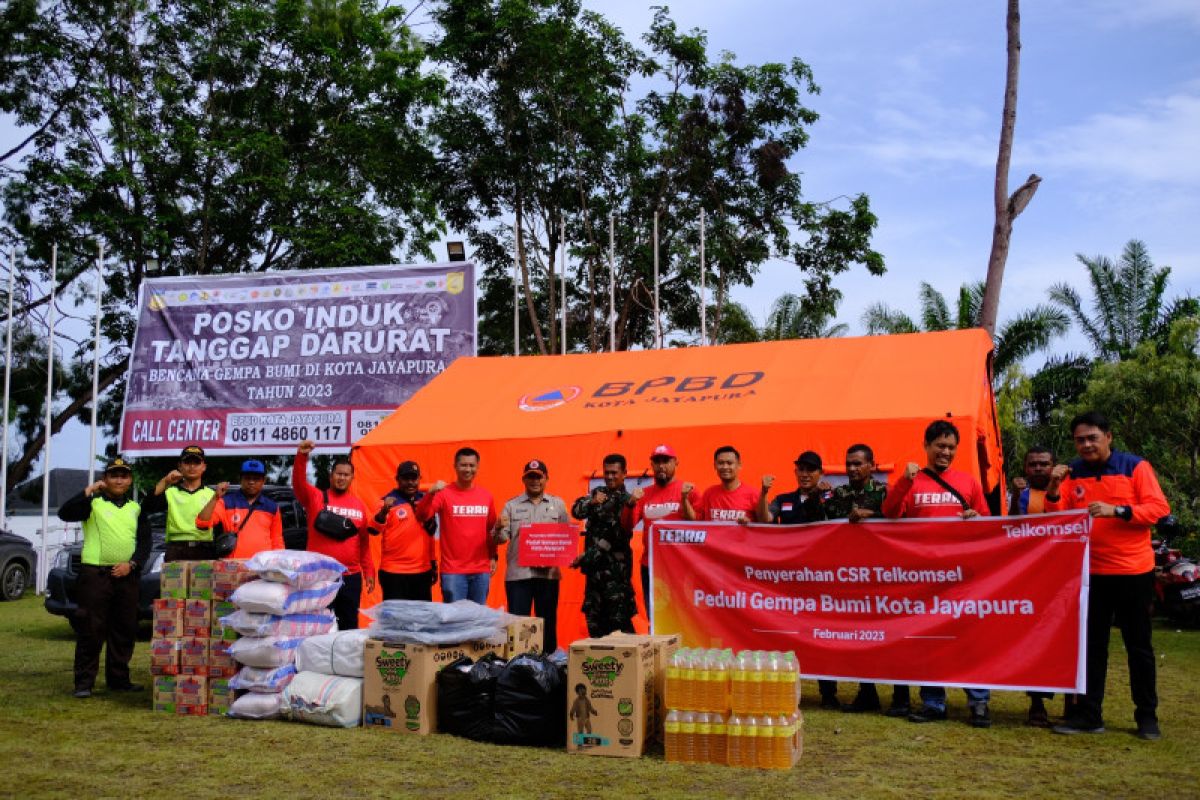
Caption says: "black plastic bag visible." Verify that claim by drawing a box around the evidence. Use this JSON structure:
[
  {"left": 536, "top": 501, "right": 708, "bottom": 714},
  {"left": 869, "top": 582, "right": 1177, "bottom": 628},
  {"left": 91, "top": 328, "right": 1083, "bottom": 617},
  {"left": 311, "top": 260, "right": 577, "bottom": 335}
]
[
  {"left": 436, "top": 653, "right": 506, "bottom": 741},
  {"left": 492, "top": 653, "right": 567, "bottom": 747}
]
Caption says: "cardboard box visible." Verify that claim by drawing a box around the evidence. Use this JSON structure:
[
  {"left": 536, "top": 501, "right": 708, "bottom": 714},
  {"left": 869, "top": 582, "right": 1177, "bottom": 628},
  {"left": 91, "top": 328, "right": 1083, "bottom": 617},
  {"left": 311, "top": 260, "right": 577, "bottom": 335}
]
[
  {"left": 179, "top": 637, "right": 209, "bottom": 676},
  {"left": 152, "top": 676, "right": 177, "bottom": 712},
  {"left": 187, "top": 561, "right": 215, "bottom": 600},
  {"left": 152, "top": 599, "right": 186, "bottom": 639},
  {"left": 149, "top": 637, "right": 181, "bottom": 676},
  {"left": 210, "top": 601, "right": 238, "bottom": 641},
  {"left": 207, "top": 678, "right": 233, "bottom": 716},
  {"left": 567, "top": 638, "right": 655, "bottom": 757},
  {"left": 183, "top": 599, "right": 211, "bottom": 638},
  {"left": 601, "top": 632, "right": 680, "bottom": 743},
  {"left": 362, "top": 637, "right": 505, "bottom": 735},
  {"left": 207, "top": 638, "right": 237, "bottom": 678},
  {"left": 504, "top": 617, "right": 544, "bottom": 658},
  {"left": 212, "top": 559, "right": 254, "bottom": 601},
  {"left": 159, "top": 561, "right": 188, "bottom": 599},
  {"left": 174, "top": 675, "right": 208, "bottom": 716}
]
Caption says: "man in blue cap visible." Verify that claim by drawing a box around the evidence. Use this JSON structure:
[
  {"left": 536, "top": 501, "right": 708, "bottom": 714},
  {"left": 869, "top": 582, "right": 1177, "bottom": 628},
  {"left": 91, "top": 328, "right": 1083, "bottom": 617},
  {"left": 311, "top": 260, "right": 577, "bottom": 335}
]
[{"left": 196, "top": 459, "right": 283, "bottom": 558}]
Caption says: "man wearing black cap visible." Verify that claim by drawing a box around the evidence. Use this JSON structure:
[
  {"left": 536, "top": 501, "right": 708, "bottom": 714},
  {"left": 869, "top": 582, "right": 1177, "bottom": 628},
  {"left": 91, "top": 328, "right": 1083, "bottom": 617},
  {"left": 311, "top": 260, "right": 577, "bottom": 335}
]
[
  {"left": 143, "top": 445, "right": 218, "bottom": 562},
  {"left": 196, "top": 459, "right": 283, "bottom": 559},
  {"left": 497, "top": 459, "right": 571, "bottom": 652},
  {"left": 57, "top": 457, "right": 151, "bottom": 698},
  {"left": 371, "top": 461, "right": 438, "bottom": 601},
  {"left": 763, "top": 450, "right": 839, "bottom": 708}
]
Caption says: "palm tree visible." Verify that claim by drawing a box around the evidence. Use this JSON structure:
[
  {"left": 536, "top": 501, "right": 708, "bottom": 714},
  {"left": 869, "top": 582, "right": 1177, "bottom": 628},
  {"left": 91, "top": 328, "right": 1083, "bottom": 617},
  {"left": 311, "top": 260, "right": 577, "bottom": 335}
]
[
  {"left": 714, "top": 294, "right": 849, "bottom": 344},
  {"left": 862, "top": 280, "right": 1068, "bottom": 373},
  {"left": 1048, "top": 239, "right": 1199, "bottom": 360}
]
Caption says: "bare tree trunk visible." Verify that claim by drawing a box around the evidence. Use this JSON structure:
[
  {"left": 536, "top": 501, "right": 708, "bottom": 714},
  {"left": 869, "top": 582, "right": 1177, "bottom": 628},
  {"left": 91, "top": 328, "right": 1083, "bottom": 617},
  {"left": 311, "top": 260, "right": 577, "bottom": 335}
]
[
  {"left": 545, "top": 209, "right": 557, "bottom": 355},
  {"left": 981, "top": 0, "right": 1032, "bottom": 336},
  {"left": 515, "top": 195, "right": 547, "bottom": 355}
]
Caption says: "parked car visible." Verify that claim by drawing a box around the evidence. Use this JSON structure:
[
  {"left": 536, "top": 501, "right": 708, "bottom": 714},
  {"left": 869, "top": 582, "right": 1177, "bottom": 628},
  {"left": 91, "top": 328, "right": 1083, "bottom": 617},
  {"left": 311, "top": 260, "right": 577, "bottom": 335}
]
[
  {"left": 44, "top": 485, "right": 308, "bottom": 629},
  {"left": 1, "top": 529, "right": 37, "bottom": 601}
]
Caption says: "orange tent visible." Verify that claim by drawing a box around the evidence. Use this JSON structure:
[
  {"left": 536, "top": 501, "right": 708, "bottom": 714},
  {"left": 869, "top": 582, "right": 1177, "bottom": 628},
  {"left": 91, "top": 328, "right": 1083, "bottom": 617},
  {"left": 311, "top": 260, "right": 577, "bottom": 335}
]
[{"left": 351, "top": 329, "right": 1005, "bottom": 646}]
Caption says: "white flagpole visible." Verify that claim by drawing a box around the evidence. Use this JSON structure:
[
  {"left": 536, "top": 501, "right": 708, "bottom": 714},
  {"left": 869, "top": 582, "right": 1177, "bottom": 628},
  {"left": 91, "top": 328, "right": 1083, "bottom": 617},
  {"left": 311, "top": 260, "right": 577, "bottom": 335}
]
[
  {"left": 39, "top": 243, "right": 58, "bottom": 594},
  {"left": 653, "top": 210, "right": 661, "bottom": 349},
  {"left": 88, "top": 242, "right": 104, "bottom": 483},
  {"left": 699, "top": 209, "right": 707, "bottom": 347},
  {"left": 559, "top": 216, "right": 566, "bottom": 355},
  {"left": 1, "top": 247, "right": 14, "bottom": 524},
  {"left": 608, "top": 212, "right": 615, "bottom": 351},
  {"left": 512, "top": 241, "right": 520, "bottom": 357}
]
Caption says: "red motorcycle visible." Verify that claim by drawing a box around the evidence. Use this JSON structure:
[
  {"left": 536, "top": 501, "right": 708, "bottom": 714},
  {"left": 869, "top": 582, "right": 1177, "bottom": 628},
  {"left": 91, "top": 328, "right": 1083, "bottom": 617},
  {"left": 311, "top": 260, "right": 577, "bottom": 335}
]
[{"left": 1152, "top": 516, "right": 1200, "bottom": 627}]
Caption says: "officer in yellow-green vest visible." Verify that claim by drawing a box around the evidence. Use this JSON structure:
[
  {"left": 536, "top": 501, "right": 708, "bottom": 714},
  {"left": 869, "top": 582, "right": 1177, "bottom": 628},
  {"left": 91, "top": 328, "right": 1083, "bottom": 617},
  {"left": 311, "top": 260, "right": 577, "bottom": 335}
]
[
  {"left": 57, "top": 456, "right": 151, "bottom": 698},
  {"left": 142, "top": 445, "right": 217, "bottom": 562}
]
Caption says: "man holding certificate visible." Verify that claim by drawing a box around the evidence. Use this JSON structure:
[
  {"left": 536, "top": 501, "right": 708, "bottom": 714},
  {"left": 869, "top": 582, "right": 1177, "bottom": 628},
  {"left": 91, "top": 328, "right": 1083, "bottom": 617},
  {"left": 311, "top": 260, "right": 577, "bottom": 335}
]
[{"left": 495, "top": 459, "right": 572, "bottom": 654}]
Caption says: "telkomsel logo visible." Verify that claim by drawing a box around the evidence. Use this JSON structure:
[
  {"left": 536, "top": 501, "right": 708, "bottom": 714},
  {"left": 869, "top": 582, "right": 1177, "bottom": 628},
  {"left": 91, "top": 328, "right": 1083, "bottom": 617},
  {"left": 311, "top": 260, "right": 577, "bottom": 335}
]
[{"left": 518, "top": 386, "right": 582, "bottom": 412}]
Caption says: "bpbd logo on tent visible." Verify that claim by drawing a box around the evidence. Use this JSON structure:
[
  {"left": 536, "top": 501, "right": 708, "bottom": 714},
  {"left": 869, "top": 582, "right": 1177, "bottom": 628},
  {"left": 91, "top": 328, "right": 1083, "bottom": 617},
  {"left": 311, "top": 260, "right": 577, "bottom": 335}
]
[
  {"left": 518, "top": 386, "right": 583, "bottom": 412},
  {"left": 518, "top": 372, "right": 765, "bottom": 412}
]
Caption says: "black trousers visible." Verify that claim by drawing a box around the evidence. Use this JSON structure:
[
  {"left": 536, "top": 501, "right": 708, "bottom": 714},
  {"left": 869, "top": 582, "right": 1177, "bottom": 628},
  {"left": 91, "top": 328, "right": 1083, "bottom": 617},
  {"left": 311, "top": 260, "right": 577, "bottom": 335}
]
[
  {"left": 505, "top": 578, "right": 560, "bottom": 653},
  {"left": 1081, "top": 571, "right": 1157, "bottom": 725},
  {"left": 379, "top": 569, "right": 434, "bottom": 602},
  {"left": 332, "top": 572, "right": 363, "bottom": 631},
  {"left": 74, "top": 565, "right": 140, "bottom": 691},
  {"left": 164, "top": 541, "right": 216, "bottom": 562}
]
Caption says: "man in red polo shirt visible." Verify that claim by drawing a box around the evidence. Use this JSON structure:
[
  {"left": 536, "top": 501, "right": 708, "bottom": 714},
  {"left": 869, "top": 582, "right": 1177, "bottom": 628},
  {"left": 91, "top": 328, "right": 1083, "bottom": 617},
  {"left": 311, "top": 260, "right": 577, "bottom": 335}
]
[
  {"left": 627, "top": 444, "right": 685, "bottom": 622},
  {"left": 195, "top": 459, "right": 283, "bottom": 559},
  {"left": 293, "top": 441, "right": 375, "bottom": 630},
  {"left": 682, "top": 445, "right": 767, "bottom": 523},
  {"left": 415, "top": 447, "right": 498, "bottom": 604},
  {"left": 882, "top": 419, "right": 991, "bottom": 728}
]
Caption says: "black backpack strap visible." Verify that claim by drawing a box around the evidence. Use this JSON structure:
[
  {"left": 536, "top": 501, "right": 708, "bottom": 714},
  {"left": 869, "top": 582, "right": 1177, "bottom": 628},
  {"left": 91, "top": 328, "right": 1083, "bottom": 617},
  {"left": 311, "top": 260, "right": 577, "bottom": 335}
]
[{"left": 920, "top": 468, "right": 970, "bottom": 511}]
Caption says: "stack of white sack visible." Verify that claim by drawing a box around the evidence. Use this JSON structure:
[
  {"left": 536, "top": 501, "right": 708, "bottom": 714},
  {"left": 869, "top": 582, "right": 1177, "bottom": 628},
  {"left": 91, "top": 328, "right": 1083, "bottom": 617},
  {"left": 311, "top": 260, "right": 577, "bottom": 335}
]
[
  {"left": 224, "top": 551, "right": 344, "bottom": 721},
  {"left": 362, "top": 600, "right": 520, "bottom": 645}
]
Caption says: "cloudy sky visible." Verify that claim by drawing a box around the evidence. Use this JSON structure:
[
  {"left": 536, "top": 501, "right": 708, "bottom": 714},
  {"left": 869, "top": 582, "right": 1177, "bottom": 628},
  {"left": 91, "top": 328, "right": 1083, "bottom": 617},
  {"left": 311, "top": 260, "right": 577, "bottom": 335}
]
[
  {"left": 7, "top": 0, "right": 1199, "bottom": 470},
  {"left": 590, "top": 0, "right": 1199, "bottom": 342}
]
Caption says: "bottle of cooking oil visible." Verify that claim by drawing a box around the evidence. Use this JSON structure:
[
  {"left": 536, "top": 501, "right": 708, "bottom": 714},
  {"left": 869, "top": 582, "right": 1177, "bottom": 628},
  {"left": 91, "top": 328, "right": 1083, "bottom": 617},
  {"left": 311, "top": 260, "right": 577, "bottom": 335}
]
[
  {"left": 664, "top": 709, "right": 682, "bottom": 762},
  {"left": 694, "top": 711, "right": 711, "bottom": 764},
  {"left": 756, "top": 714, "right": 775, "bottom": 769},
  {"left": 666, "top": 649, "right": 685, "bottom": 710},
  {"left": 679, "top": 710, "right": 696, "bottom": 763},
  {"left": 710, "top": 711, "right": 728, "bottom": 765},
  {"left": 726, "top": 712, "right": 744, "bottom": 768},
  {"left": 740, "top": 712, "right": 759, "bottom": 767}
]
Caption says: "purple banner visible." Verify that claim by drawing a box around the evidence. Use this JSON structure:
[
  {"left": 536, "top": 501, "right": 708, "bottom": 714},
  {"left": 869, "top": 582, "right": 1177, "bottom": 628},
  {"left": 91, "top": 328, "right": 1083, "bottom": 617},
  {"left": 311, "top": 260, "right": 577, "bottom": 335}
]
[{"left": 119, "top": 263, "right": 476, "bottom": 455}]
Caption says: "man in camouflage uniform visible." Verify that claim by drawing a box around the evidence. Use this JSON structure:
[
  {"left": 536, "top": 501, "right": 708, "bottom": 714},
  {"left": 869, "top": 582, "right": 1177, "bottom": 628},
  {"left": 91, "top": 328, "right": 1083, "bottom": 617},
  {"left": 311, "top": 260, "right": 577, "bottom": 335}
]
[
  {"left": 570, "top": 454, "right": 637, "bottom": 638},
  {"left": 825, "top": 443, "right": 908, "bottom": 716}
]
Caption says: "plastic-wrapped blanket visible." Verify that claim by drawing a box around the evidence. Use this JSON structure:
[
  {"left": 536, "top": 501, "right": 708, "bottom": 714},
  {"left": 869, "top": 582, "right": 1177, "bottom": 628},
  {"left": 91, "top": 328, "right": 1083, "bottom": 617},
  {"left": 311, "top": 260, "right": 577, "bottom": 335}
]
[
  {"left": 246, "top": 550, "right": 346, "bottom": 587},
  {"left": 362, "top": 600, "right": 519, "bottom": 644},
  {"left": 220, "top": 608, "right": 337, "bottom": 638},
  {"left": 228, "top": 664, "right": 297, "bottom": 693},
  {"left": 228, "top": 692, "right": 287, "bottom": 720},
  {"left": 295, "top": 630, "right": 370, "bottom": 678},
  {"left": 231, "top": 579, "right": 342, "bottom": 615},
  {"left": 283, "top": 671, "right": 363, "bottom": 728},
  {"left": 228, "top": 635, "right": 305, "bottom": 668}
]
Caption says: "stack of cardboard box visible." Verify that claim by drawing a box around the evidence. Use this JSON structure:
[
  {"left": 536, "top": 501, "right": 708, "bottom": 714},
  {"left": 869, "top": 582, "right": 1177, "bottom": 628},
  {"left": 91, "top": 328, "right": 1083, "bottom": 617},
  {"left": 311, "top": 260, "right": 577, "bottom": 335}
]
[{"left": 151, "top": 560, "right": 248, "bottom": 716}]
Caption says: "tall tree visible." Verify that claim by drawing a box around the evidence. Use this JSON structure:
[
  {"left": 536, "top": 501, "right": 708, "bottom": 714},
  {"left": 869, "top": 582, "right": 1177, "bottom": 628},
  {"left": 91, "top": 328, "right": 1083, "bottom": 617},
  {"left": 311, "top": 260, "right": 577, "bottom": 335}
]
[
  {"left": 1048, "top": 239, "right": 1199, "bottom": 361},
  {"left": 980, "top": 0, "right": 1041, "bottom": 336},
  {"left": 863, "top": 280, "right": 1067, "bottom": 374},
  {"left": 0, "top": 0, "right": 444, "bottom": 489}
]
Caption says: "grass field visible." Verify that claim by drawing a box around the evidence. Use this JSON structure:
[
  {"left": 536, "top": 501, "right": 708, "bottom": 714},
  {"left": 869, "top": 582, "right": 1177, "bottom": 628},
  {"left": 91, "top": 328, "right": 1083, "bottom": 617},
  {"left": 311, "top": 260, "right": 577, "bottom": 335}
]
[{"left": 1, "top": 595, "right": 1195, "bottom": 799}]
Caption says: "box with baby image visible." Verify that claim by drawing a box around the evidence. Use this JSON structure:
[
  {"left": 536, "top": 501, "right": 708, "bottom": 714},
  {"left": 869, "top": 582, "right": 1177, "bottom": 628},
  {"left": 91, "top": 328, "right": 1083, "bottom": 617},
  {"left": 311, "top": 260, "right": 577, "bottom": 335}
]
[
  {"left": 601, "top": 632, "right": 680, "bottom": 743},
  {"left": 566, "top": 638, "right": 654, "bottom": 757},
  {"left": 362, "top": 638, "right": 505, "bottom": 736}
]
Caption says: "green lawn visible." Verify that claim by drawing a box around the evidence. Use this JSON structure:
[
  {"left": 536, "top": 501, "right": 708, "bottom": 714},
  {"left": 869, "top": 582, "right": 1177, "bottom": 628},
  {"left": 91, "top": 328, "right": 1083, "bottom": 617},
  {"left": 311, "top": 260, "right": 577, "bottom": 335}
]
[{"left": 1, "top": 594, "right": 1195, "bottom": 799}]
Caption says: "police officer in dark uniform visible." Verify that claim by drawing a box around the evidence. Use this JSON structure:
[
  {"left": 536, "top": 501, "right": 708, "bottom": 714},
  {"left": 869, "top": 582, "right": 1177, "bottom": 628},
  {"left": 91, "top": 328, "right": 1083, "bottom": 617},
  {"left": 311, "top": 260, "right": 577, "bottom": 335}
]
[
  {"left": 571, "top": 454, "right": 637, "bottom": 638},
  {"left": 57, "top": 457, "right": 151, "bottom": 698}
]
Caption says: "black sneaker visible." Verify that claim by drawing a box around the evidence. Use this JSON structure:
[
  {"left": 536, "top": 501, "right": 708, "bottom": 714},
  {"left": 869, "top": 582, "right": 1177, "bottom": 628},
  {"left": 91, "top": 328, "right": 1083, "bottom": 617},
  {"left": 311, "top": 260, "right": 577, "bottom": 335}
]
[
  {"left": 841, "top": 692, "right": 882, "bottom": 713},
  {"left": 110, "top": 683, "right": 145, "bottom": 692},
  {"left": 1136, "top": 719, "right": 1161, "bottom": 741},
  {"left": 72, "top": 688, "right": 92, "bottom": 699},
  {"left": 907, "top": 705, "right": 947, "bottom": 723},
  {"left": 819, "top": 694, "right": 841, "bottom": 710},
  {"left": 969, "top": 703, "right": 992, "bottom": 729},
  {"left": 884, "top": 702, "right": 911, "bottom": 717},
  {"left": 1053, "top": 716, "right": 1105, "bottom": 735},
  {"left": 1026, "top": 705, "right": 1051, "bottom": 728}
]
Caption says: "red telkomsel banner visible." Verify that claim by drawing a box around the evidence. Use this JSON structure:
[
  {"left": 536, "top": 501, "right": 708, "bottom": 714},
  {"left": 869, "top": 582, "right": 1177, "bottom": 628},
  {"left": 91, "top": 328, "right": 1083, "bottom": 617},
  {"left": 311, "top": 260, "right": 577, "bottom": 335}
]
[{"left": 650, "top": 512, "right": 1090, "bottom": 692}]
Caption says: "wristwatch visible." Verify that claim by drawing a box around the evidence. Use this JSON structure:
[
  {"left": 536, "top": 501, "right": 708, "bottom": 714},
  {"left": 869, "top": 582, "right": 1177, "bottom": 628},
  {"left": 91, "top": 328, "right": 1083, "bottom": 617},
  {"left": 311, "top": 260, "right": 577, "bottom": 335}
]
[{"left": 1114, "top": 505, "right": 1133, "bottom": 521}]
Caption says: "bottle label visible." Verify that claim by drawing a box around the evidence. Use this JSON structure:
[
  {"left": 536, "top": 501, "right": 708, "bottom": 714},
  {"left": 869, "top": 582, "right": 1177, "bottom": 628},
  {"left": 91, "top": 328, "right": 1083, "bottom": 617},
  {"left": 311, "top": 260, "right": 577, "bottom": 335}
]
[
  {"left": 727, "top": 724, "right": 743, "bottom": 737},
  {"left": 711, "top": 723, "right": 727, "bottom": 735},
  {"left": 680, "top": 722, "right": 696, "bottom": 735},
  {"left": 697, "top": 723, "right": 712, "bottom": 735},
  {"left": 750, "top": 672, "right": 765, "bottom": 683},
  {"left": 664, "top": 721, "right": 681, "bottom": 733},
  {"left": 743, "top": 726, "right": 758, "bottom": 737},
  {"left": 666, "top": 666, "right": 680, "bottom": 679}
]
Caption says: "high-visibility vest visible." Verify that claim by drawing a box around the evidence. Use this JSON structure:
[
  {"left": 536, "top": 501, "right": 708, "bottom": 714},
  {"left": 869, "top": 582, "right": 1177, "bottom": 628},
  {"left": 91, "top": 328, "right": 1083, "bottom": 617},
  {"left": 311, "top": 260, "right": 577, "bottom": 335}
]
[
  {"left": 165, "top": 485, "right": 216, "bottom": 542},
  {"left": 80, "top": 496, "right": 141, "bottom": 566}
]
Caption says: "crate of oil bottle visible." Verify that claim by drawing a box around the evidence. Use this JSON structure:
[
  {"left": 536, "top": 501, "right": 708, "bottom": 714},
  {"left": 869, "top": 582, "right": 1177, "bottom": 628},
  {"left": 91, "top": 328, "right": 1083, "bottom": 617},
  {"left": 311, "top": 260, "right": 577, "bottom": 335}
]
[{"left": 663, "top": 648, "right": 802, "bottom": 769}]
